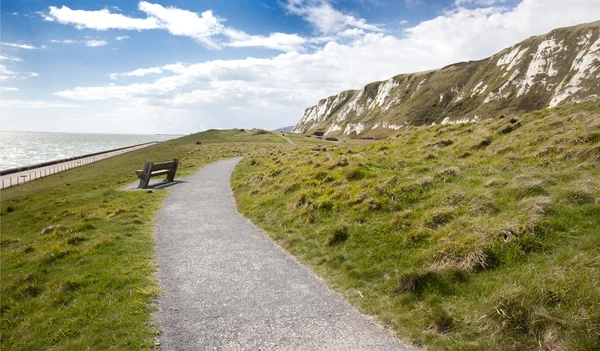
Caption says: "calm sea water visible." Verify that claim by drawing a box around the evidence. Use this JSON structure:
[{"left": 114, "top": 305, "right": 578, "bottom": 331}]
[{"left": 0, "top": 131, "right": 181, "bottom": 171}]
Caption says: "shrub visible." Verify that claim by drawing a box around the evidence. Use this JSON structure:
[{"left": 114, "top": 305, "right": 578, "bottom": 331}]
[
  {"left": 500, "top": 119, "right": 522, "bottom": 134},
  {"left": 395, "top": 270, "right": 439, "bottom": 294},
  {"left": 434, "top": 139, "right": 454, "bottom": 147},
  {"left": 474, "top": 135, "right": 492, "bottom": 149},
  {"left": 325, "top": 225, "right": 348, "bottom": 245},
  {"left": 335, "top": 158, "right": 349, "bottom": 167},
  {"left": 282, "top": 183, "right": 299, "bottom": 194},
  {"left": 429, "top": 307, "right": 455, "bottom": 334},
  {"left": 493, "top": 293, "right": 532, "bottom": 335},
  {"left": 40, "top": 224, "right": 72, "bottom": 236},
  {"left": 325, "top": 137, "right": 339, "bottom": 141},
  {"left": 66, "top": 234, "right": 86, "bottom": 245},
  {"left": 425, "top": 211, "right": 455, "bottom": 229},
  {"left": 435, "top": 167, "right": 460, "bottom": 181},
  {"left": 314, "top": 171, "right": 328, "bottom": 181},
  {"left": 344, "top": 165, "right": 366, "bottom": 181}
]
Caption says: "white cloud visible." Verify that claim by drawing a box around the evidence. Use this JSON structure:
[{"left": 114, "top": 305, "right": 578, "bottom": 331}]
[
  {"left": 0, "top": 65, "right": 16, "bottom": 75},
  {"left": 137, "top": 2, "right": 224, "bottom": 48},
  {"left": 284, "top": 0, "right": 383, "bottom": 35},
  {"left": 43, "top": 1, "right": 383, "bottom": 51},
  {"left": 0, "top": 54, "right": 23, "bottom": 62},
  {"left": 455, "top": 0, "right": 506, "bottom": 6},
  {"left": 85, "top": 40, "right": 108, "bottom": 47},
  {"left": 1, "top": 42, "right": 41, "bottom": 50},
  {"left": 225, "top": 32, "right": 306, "bottom": 52},
  {"left": 0, "top": 87, "right": 19, "bottom": 92},
  {"left": 51, "top": 39, "right": 77, "bottom": 44},
  {"left": 51, "top": 39, "right": 110, "bottom": 47},
  {"left": 45, "top": 2, "right": 224, "bottom": 49},
  {"left": 0, "top": 100, "right": 81, "bottom": 108},
  {"left": 115, "top": 35, "right": 130, "bottom": 40},
  {"left": 404, "top": 0, "right": 600, "bottom": 61},
  {"left": 337, "top": 28, "right": 366, "bottom": 37},
  {"left": 45, "top": 5, "right": 160, "bottom": 30},
  {"left": 110, "top": 67, "right": 163, "bottom": 79},
  {"left": 0, "top": 65, "right": 40, "bottom": 81}
]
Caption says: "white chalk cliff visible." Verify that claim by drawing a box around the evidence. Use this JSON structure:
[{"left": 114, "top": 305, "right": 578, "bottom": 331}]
[{"left": 294, "top": 21, "right": 600, "bottom": 137}]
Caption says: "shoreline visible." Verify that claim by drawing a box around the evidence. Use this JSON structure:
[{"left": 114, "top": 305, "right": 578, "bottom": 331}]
[
  {"left": 0, "top": 141, "right": 159, "bottom": 176},
  {"left": 0, "top": 142, "right": 158, "bottom": 189}
]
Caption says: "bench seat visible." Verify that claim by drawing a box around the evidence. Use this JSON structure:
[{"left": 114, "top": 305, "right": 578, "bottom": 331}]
[{"left": 135, "top": 169, "right": 171, "bottom": 177}]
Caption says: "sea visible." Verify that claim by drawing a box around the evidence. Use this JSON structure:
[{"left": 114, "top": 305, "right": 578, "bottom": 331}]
[{"left": 0, "top": 131, "right": 182, "bottom": 171}]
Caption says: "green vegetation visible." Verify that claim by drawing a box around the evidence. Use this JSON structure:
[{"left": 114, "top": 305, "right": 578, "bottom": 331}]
[
  {"left": 3, "top": 100, "right": 599, "bottom": 350},
  {"left": 0, "top": 129, "right": 291, "bottom": 350},
  {"left": 232, "top": 100, "right": 600, "bottom": 350}
]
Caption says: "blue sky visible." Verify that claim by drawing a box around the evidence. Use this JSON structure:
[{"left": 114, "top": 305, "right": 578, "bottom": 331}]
[{"left": 1, "top": 0, "right": 598, "bottom": 134}]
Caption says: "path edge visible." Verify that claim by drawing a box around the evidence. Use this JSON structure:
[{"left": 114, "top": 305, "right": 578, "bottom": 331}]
[{"left": 228, "top": 157, "right": 417, "bottom": 350}]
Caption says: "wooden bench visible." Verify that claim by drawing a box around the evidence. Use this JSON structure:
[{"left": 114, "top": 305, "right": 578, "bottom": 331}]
[{"left": 135, "top": 158, "right": 179, "bottom": 189}]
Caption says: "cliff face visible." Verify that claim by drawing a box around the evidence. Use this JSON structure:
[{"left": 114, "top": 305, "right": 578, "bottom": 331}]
[{"left": 293, "top": 21, "right": 600, "bottom": 137}]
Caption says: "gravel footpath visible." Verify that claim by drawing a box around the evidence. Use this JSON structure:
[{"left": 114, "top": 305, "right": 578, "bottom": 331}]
[{"left": 154, "top": 158, "right": 415, "bottom": 350}]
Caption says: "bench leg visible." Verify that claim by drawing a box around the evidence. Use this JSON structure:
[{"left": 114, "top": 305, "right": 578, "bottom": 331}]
[
  {"left": 138, "top": 177, "right": 150, "bottom": 189},
  {"left": 138, "top": 161, "right": 153, "bottom": 189},
  {"left": 167, "top": 158, "right": 179, "bottom": 182}
]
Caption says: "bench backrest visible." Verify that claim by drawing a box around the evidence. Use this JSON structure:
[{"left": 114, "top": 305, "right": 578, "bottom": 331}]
[
  {"left": 150, "top": 160, "right": 178, "bottom": 172},
  {"left": 141, "top": 158, "right": 179, "bottom": 177}
]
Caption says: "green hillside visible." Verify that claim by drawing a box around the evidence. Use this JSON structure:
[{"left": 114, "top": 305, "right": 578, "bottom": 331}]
[{"left": 233, "top": 100, "right": 600, "bottom": 350}]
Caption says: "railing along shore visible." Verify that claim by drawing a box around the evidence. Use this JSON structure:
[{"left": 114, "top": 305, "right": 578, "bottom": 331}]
[{"left": 0, "top": 141, "right": 158, "bottom": 189}]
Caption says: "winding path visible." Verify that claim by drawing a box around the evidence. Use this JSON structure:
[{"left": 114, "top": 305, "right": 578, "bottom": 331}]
[
  {"left": 154, "top": 158, "right": 413, "bottom": 350},
  {"left": 276, "top": 134, "right": 294, "bottom": 145}
]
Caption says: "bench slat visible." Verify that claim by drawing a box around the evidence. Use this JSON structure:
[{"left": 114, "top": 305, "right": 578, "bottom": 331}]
[
  {"left": 150, "top": 162, "right": 177, "bottom": 171},
  {"left": 150, "top": 170, "right": 171, "bottom": 176}
]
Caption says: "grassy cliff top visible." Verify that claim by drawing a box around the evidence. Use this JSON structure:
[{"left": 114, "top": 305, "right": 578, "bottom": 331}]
[{"left": 233, "top": 100, "right": 600, "bottom": 350}]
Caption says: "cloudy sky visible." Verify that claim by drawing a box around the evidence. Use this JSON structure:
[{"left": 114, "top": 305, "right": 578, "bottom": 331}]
[{"left": 1, "top": 0, "right": 599, "bottom": 134}]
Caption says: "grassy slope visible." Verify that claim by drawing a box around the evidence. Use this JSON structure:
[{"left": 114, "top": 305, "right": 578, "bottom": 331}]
[
  {"left": 0, "top": 130, "right": 291, "bottom": 350},
  {"left": 232, "top": 101, "right": 600, "bottom": 350}
]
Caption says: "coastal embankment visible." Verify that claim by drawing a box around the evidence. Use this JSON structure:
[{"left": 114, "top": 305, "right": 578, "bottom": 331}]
[{"left": 0, "top": 142, "right": 158, "bottom": 189}]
